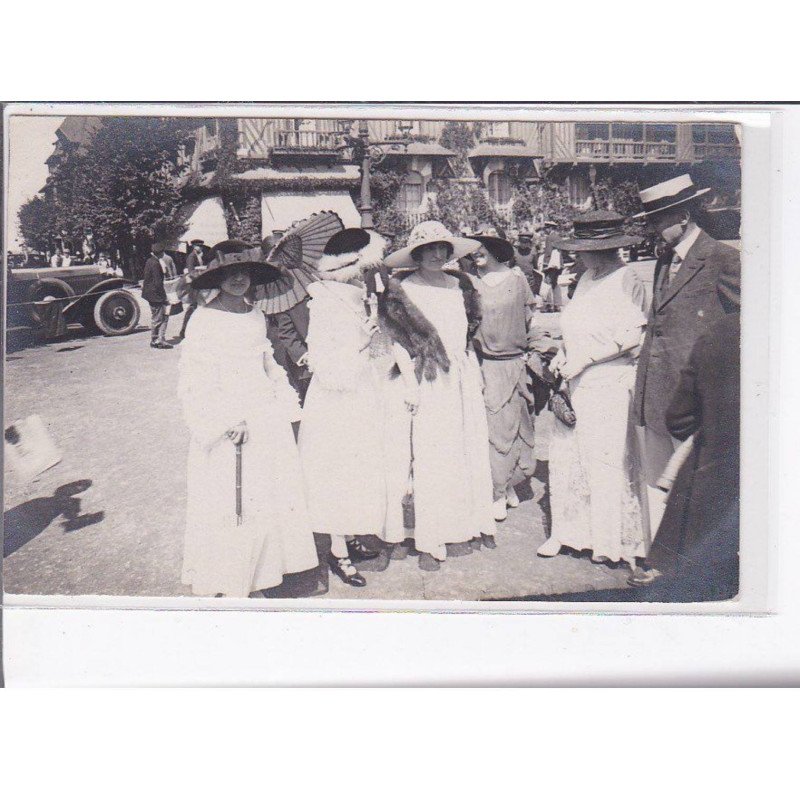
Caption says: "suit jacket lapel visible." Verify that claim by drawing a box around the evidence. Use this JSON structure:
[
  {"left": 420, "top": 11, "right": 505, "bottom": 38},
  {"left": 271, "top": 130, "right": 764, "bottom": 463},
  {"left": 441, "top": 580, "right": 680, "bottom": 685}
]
[{"left": 657, "top": 230, "right": 713, "bottom": 310}]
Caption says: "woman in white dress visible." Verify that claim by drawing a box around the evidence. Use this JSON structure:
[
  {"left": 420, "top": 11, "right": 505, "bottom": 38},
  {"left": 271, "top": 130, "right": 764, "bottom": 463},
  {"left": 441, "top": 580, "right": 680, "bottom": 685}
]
[
  {"left": 537, "top": 211, "right": 649, "bottom": 567},
  {"left": 178, "top": 247, "right": 319, "bottom": 597},
  {"left": 383, "top": 221, "right": 496, "bottom": 571},
  {"left": 298, "top": 228, "right": 388, "bottom": 588}
]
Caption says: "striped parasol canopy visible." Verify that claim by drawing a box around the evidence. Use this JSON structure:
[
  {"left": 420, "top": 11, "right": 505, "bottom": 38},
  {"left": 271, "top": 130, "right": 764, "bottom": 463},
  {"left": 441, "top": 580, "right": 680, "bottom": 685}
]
[{"left": 253, "top": 210, "right": 345, "bottom": 314}]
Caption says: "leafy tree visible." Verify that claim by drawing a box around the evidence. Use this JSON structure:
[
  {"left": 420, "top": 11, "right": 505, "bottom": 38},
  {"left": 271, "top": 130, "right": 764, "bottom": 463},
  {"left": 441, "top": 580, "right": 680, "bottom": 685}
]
[
  {"left": 18, "top": 117, "right": 197, "bottom": 275},
  {"left": 17, "top": 196, "right": 56, "bottom": 253}
]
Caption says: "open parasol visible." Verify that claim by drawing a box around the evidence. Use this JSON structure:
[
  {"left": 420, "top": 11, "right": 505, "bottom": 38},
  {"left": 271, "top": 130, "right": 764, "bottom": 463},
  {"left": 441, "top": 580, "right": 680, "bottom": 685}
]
[{"left": 252, "top": 211, "right": 344, "bottom": 314}]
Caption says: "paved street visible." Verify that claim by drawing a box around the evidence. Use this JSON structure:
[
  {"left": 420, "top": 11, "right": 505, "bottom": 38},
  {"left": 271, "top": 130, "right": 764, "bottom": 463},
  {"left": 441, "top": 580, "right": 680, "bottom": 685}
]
[{"left": 3, "top": 290, "right": 637, "bottom": 601}]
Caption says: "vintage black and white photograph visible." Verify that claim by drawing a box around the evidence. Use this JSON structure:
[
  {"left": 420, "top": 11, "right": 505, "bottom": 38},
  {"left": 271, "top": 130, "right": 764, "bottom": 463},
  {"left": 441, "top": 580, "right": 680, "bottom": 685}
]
[{"left": 3, "top": 106, "right": 744, "bottom": 604}]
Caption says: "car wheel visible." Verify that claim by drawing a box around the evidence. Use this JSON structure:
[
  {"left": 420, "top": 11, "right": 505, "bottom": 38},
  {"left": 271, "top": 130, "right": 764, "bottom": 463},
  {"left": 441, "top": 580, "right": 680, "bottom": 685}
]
[
  {"left": 92, "top": 290, "right": 140, "bottom": 335},
  {"left": 27, "top": 281, "right": 72, "bottom": 326}
]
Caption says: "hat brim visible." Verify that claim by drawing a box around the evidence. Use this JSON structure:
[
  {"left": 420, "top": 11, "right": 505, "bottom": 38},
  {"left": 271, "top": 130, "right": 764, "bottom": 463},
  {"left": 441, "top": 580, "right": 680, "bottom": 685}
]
[
  {"left": 632, "top": 187, "right": 711, "bottom": 219},
  {"left": 555, "top": 234, "right": 644, "bottom": 252},
  {"left": 190, "top": 261, "right": 284, "bottom": 290},
  {"left": 469, "top": 235, "right": 515, "bottom": 263},
  {"left": 384, "top": 235, "right": 480, "bottom": 269}
]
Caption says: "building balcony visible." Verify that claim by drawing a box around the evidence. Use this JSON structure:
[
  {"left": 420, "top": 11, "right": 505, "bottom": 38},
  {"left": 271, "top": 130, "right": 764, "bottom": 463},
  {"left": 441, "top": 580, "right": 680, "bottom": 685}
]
[
  {"left": 574, "top": 139, "right": 678, "bottom": 161},
  {"left": 271, "top": 129, "right": 341, "bottom": 155}
]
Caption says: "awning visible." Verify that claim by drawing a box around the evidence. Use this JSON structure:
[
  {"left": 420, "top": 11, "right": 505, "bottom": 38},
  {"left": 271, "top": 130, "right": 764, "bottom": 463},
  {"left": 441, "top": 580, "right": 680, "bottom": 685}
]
[
  {"left": 261, "top": 190, "right": 361, "bottom": 236},
  {"left": 172, "top": 196, "right": 228, "bottom": 249}
]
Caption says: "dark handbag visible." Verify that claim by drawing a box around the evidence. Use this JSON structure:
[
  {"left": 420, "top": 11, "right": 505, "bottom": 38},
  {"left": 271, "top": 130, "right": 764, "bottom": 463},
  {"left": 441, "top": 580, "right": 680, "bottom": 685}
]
[
  {"left": 401, "top": 417, "right": 415, "bottom": 529},
  {"left": 549, "top": 380, "right": 577, "bottom": 427}
]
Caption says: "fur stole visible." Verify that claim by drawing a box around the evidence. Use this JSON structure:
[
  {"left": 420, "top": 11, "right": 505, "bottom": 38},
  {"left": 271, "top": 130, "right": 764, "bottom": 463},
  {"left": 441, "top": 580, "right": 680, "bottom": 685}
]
[{"left": 378, "top": 268, "right": 482, "bottom": 383}]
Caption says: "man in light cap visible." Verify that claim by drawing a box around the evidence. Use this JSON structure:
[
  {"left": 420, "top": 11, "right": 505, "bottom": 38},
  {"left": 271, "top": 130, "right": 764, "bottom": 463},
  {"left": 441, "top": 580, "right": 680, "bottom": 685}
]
[{"left": 632, "top": 174, "right": 740, "bottom": 535}]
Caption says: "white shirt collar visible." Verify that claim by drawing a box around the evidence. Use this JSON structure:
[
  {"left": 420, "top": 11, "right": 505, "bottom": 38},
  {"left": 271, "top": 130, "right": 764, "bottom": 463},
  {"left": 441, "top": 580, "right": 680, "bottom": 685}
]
[{"left": 673, "top": 224, "right": 702, "bottom": 261}]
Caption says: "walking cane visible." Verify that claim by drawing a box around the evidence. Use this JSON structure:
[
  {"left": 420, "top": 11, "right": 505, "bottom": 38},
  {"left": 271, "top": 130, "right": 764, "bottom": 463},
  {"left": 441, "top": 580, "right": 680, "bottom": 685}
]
[{"left": 235, "top": 442, "right": 243, "bottom": 526}]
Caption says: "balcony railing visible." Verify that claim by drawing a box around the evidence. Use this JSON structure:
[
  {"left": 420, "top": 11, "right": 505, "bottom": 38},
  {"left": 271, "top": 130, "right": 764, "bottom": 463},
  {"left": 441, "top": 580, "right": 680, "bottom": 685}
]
[
  {"left": 575, "top": 139, "right": 677, "bottom": 161},
  {"left": 273, "top": 130, "right": 341, "bottom": 151},
  {"left": 693, "top": 142, "right": 740, "bottom": 159}
]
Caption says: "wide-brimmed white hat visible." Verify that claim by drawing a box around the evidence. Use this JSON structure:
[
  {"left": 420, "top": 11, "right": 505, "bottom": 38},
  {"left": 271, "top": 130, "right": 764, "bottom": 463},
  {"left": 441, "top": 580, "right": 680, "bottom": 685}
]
[
  {"left": 384, "top": 220, "right": 480, "bottom": 269},
  {"left": 633, "top": 174, "right": 711, "bottom": 219}
]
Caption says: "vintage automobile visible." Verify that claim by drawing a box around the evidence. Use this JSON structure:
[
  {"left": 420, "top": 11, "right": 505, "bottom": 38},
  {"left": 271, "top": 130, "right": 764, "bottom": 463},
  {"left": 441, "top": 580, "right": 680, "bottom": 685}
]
[{"left": 6, "top": 262, "right": 141, "bottom": 337}]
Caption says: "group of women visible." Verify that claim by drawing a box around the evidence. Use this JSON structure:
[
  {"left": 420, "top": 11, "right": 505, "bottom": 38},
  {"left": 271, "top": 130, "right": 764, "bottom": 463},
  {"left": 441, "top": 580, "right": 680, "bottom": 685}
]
[{"left": 176, "top": 212, "right": 653, "bottom": 598}]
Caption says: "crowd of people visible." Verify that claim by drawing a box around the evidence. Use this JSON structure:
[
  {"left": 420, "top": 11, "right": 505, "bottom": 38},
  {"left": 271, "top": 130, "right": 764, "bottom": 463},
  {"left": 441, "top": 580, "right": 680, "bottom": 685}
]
[{"left": 157, "top": 172, "right": 740, "bottom": 601}]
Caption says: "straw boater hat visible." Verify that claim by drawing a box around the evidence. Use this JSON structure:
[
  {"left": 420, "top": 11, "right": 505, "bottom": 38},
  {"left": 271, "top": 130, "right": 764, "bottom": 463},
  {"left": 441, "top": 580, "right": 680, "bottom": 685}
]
[
  {"left": 556, "top": 210, "right": 643, "bottom": 252},
  {"left": 384, "top": 220, "right": 480, "bottom": 270},
  {"left": 189, "top": 246, "right": 284, "bottom": 290},
  {"left": 633, "top": 174, "right": 711, "bottom": 219},
  {"left": 468, "top": 225, "right": 515, "bottom": 264}
]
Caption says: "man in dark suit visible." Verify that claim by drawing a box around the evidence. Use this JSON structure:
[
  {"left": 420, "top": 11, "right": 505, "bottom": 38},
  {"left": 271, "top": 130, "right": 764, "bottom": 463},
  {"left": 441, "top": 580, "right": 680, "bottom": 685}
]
[
  {"left": 632, "top": 174, "right": 740, "bottom": 535},
  {"left": 629, "top": 259, "right": 741, "bottom": 595},
  {"left": 267, "top": 301, "right": 312, "bottom": 403},
  {"left": 177, "top": 239, "right": 206, "bottom": 342},
  {"left": 140, "top": 242, "right": 174, "bottom": 349}
]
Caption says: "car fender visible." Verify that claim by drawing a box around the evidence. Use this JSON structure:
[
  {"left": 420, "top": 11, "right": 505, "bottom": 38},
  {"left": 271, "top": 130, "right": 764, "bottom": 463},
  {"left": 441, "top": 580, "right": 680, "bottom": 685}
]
[
  {"left": 71, "top": 278, "right": 134, "bottom": 314},
  {"left": 25, "top": 277, "right": 76, "bottom": 305}
]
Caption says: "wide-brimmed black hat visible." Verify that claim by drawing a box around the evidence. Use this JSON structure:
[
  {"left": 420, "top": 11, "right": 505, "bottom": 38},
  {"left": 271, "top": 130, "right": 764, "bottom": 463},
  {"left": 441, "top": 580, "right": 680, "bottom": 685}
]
[
  {"left": 556, "top": 210, "right": 643, "bottom": 252},
  {"left": 190, "top": 247, "right": 285, "bottom": 290},
  {"left": 324, "top": 227, "right": 370, "bottom": 256},
  {"left": 468, "top": 226, "right": 515, "bottom": 263},
  {"left": 211, "top": 239, "right": 256, "bottom": 257}
]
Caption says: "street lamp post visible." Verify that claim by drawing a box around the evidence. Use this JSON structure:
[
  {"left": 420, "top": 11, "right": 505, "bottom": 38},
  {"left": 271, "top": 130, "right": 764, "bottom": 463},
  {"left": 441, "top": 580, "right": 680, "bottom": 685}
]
[
  {"left": 338, "top": 119, "right": 414, "bottom": 231},
  {"left": 357, "top": 120, "right": 374, "bottom": 230}
]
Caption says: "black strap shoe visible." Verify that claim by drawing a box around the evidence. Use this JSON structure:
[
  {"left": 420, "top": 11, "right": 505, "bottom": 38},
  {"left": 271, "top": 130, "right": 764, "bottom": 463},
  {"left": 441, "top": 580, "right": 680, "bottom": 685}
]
[
  {"left": 328, "top": 555, "right": 366, "bottom": 587},
  {"left": 347, "top": 537, "right": 380, "bottom": 562}
]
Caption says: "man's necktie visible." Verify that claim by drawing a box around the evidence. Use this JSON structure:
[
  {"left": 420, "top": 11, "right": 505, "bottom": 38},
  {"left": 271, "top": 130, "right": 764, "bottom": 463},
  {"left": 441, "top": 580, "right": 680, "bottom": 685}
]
[{"left": 661, "top": 250, "right": 681, "bottom": 292}]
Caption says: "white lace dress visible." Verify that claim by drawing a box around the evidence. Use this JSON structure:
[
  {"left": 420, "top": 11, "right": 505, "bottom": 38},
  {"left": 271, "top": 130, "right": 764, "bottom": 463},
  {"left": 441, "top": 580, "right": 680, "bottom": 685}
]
[
  {"left": 178, "top": 306, "right": 318, "bottom": 596},
  {"left": 400, "top": 273, "right": 496, "bottom": 557},
  {"left": 549, "top": 265, "right": 648, "bottom": 565}
]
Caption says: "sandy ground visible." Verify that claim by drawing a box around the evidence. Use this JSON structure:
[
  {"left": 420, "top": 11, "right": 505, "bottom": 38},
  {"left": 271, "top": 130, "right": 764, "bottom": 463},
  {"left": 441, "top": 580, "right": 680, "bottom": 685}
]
[{"left": 3, "top": 285, "right": 645, "bottom": 601}]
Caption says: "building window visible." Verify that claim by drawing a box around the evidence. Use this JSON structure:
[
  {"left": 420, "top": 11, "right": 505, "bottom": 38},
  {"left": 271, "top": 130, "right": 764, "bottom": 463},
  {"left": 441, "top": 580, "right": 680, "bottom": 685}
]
[
  {"left": 576, "top": 123, "right": 610, "bottom": 141},
  {"left": 398, "top": 171, "right": 425, "bottom": 214},
  {"left": 693, "top": 124, "right": 737, "bottom": 144},
  {"left": 692, "top": 124, "right": 738, "bottom": 158},
  {"left": 646, "top": 124, "right": 677, "bottom": 143},
  {"left": 488, "top": 170, "right": 512, "bottom": 206},
  {"left": 487, "top": 121, "right": 511, "bottom": 139},
  {"left": 566, "top": 173, "right": 591, "bottom": 207},
  {"left": 611, "top": 123, "right": 644, "bottom": 141}
]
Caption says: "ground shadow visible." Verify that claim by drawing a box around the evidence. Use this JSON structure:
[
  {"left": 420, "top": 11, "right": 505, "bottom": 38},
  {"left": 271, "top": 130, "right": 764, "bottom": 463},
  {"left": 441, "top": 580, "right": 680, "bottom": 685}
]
[
  {"left": 3, "top": 479, "right": 104, "bottom": 558},
  {"left": 532, "top": 459, "right": 551, "bottom": 537},
  {"left": 56, "top": 345, "right": 84, "bottom": 352},
  {"left": 259, "top": 532, "right": 329, "bottom": 598},
  {"left": 6, "top": 324, "right": 149, "bottom": 355}
]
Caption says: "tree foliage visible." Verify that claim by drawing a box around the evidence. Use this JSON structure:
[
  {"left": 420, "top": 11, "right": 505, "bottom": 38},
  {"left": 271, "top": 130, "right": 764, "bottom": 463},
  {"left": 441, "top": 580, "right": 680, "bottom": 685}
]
[{"left": 18, "top": 117, "right": 197, "bottom": 271}]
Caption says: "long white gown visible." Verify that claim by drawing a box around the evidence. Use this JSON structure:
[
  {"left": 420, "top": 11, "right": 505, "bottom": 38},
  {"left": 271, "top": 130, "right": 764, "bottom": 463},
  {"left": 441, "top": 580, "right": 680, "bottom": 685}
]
[
  {"left": 298, "top": 281, "right": 387, "bottom": 537},
  {"left": 549, "top": 264, "right": 648, "bottom": 565},
  {"left": 178, "top": 306, "right": 318, "bottom": 597},
  {"left": 400, "top": 273, "right": 496, "bottom": 557}
]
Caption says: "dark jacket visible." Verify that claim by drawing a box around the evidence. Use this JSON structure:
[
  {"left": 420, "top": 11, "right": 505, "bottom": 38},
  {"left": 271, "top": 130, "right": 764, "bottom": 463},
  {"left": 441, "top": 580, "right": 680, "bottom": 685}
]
[
  {"left": 633, "top": 230, "right": 740, "bottom": 436},
  {"left": 647, "top": 313, "right": 740, "bottom": 581},
  {"left": 267, "top": 299, "right": 311, "bottom": 401},
  {"left": 141, "top": 256, "right": 167, "bottom": 304},
  {"left": 185, "top": 250, "right": 204, "bottom": 271}
]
